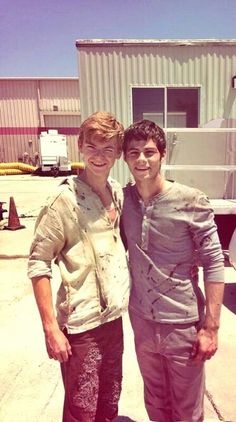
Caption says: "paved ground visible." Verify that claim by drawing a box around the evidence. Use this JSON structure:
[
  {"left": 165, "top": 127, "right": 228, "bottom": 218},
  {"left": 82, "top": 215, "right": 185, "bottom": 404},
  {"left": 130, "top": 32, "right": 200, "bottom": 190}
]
[{"left": 0, "top": 174, "right": 236, "bottom": 422}]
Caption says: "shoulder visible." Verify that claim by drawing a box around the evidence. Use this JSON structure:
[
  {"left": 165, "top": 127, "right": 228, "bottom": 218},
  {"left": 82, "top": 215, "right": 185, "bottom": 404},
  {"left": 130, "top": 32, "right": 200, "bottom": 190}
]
[
  {"left": 172, "top": 182, "right": 208, "bottom": 203},
  {"left": 123, "top": 181, "right": 135, "bottom": 196},
  {"left": 170, "top": 182, "right": 213, "bottom": 217},
  {"left": 44, "top": 177, "right": 78, "bottom": 210},
  {"left": 35, "top": 177, "right": 79, "bottom": 229},
  {"left": 108, "top": 176, "right": 124, "bottom": 201}
]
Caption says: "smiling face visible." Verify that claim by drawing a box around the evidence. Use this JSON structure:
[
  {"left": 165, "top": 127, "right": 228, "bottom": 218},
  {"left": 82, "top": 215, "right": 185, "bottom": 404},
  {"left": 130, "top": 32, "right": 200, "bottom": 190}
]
[
  {"left": 79, "top": 134, "right": 121, "bottom": 178},
  {"left": 124, "top": 137, "right": 165, "bottom": 183}
]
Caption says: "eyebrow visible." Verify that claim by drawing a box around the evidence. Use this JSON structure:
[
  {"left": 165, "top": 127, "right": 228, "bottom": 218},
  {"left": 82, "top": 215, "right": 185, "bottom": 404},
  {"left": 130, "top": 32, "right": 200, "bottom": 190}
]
[
  {"left": 85, "top": 140, "right": 96, "bottom": 146},
  {"left": 127, "top": 146, "right": 158, "bottom": 151},
  {"left": 86, "top": 140, "right": 115, "bottom": 149}
]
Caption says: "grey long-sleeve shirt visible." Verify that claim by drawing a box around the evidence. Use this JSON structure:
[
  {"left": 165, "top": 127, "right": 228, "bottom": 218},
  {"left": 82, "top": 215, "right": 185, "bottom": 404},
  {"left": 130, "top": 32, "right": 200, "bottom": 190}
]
[{"left": 121, "top": 181, "right": 224, "bottom": 324}]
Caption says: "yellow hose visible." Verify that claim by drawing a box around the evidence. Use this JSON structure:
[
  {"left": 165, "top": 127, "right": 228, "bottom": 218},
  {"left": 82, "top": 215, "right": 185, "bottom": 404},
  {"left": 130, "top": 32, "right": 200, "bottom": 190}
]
[
  {"left": 71, "top": 162, "right": 85, "bottom": 170},
  {"left": 0, "top": 168, "right": 24, "bottom": 175},
  {"left": 0, "top": 162, "right": 37, "bottom": 172},
  {"left": 0, "top": 162, "right": 84, "bottom": 175}
]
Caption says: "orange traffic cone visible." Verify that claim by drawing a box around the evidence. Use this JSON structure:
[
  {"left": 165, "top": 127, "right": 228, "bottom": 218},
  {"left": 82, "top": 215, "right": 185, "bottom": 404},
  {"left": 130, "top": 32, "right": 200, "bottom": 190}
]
[{"left": 4, "top": 196, "right": 25, "bottom": 230}]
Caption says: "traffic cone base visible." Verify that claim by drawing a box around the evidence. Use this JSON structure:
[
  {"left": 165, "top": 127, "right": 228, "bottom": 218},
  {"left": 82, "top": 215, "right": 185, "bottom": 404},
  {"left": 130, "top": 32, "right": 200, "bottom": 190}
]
[
  {"left": 4, "top": 224, "right": 25, "bottom": 231},
  {"left": 4, "top": 196, "right": 25, "bottom": 231}
]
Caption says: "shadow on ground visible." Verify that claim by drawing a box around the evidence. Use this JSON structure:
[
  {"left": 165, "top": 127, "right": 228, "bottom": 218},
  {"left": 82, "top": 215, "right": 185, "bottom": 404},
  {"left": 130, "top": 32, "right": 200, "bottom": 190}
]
[
  {"left": 116, "top": 417, "right": 136, "bottom": 422},
  {"left": 223, "top": 283, "right": 236, "bottom": 313}
]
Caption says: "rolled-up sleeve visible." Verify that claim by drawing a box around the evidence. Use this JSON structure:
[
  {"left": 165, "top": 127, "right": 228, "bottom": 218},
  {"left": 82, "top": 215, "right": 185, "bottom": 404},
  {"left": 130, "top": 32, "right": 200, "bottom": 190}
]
[
  {"left": 28, "top": 204, "right": 65, "bottom": 279},
  {"left": 190, "top": 193, "right": 225, "bottom": 282}
]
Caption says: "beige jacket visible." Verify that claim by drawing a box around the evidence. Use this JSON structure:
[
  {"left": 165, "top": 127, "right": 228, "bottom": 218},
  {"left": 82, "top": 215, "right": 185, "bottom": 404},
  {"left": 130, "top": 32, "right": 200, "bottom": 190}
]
[{"left": 28, "top": 177, "right": 130, "bottom": 333}]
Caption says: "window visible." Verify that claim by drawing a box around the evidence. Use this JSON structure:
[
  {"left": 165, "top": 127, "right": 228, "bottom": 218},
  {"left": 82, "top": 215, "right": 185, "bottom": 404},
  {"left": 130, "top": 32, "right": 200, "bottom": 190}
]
[{"left": 132, "top": 87, "right": 199, "bottom": 128}]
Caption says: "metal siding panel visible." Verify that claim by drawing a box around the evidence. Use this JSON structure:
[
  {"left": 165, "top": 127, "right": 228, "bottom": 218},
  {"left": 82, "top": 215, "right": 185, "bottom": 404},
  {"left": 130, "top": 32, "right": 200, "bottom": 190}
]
[
  {"left": 0, "top": 134, "right": 39, "bottom": 163},
  {"left": 0, "top": 132, "right": 81, "bottom": 164},
  {"left": 0, "top": 79, "right": 81, "bottom": 163},
  {"left": 40, "top": 80, "right": 80, "bottom": 112},
  {"left": 67, "top": 135, "right": 80, "bottom": 162},
  {"left": 110, "top": 159, "right": 131, "bottom": 186},
  {"left": 44, "top": 115, "right": 81, "bottom": 127},
  {"left": 0, "top": 80, "right": 38, "bottom": 126},
  {"left": 78, "top": 51, "right": 91, "bottom": 117},
  {"left": 78, "top": 43, "right": 236, "bottom": 126},
  {"left": 78, "top": 43, "right": 236, "bottom": 185}
]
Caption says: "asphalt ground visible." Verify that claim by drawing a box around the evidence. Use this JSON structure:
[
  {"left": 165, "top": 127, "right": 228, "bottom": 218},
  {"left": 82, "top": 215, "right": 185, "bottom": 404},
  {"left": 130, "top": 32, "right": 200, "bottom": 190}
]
[{"left": 0, "top": 174, "right": 236, "bottom": 422}]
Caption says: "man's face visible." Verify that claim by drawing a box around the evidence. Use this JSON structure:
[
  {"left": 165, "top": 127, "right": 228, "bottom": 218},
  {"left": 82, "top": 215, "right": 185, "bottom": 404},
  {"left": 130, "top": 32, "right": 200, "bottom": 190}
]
[
  {"left": 124, "top": 138, "right": 165, "bottom": 182},
  {"left": 79, "top": 135, "right": 121, "bottom": 177}
]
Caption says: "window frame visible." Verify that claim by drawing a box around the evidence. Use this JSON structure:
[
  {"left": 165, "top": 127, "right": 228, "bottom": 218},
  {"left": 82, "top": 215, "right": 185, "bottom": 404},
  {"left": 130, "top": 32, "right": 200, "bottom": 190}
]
[{"left": 130, "top": 85, "right": 201, "bottom": 128}]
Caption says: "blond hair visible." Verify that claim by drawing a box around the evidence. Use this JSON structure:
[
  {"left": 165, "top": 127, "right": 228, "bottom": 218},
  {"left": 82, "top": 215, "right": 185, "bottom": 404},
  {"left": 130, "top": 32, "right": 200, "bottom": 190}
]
[{"left": 78, "top": 111, "right": 124, "bottom": 150}]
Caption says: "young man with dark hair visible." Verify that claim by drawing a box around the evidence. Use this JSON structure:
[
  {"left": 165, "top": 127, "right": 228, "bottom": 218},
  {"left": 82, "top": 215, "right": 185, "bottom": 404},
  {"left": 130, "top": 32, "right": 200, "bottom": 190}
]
[{"left": 121, "top": 119, "right": 225, "bottom": 422}]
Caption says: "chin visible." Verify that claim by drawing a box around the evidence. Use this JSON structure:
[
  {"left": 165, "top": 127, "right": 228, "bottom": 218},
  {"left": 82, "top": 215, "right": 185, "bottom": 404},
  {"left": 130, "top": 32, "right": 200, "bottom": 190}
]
[{"left": 134, "top": 171, "right": 151, "bottom": 179}]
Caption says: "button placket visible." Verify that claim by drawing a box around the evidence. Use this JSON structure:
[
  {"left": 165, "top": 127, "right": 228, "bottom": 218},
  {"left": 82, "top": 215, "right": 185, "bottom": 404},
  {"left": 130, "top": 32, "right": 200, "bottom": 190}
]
[{"left": 141, "top": 203, "right": 153, "bottom": 250}]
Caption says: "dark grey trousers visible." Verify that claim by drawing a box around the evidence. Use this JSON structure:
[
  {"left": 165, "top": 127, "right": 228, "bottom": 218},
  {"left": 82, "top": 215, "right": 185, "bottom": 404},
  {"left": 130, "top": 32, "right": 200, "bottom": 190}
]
[{"left": 61, "top": 317, "right": 123, "bottom": 422}]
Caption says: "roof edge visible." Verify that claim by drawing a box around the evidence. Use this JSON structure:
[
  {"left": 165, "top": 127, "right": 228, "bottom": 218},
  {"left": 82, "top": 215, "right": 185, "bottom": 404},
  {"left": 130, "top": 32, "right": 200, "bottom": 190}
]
[
  {"left": 76, "top": 38, "right": 236, "bottom": 48},
  {"left": 0, "top": 77, "right": 78, "bottom": 80}
]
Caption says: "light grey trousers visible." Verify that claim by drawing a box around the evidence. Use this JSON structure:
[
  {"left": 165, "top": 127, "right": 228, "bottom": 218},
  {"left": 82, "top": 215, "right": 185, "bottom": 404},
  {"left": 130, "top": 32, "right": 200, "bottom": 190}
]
[{"left": 129, "top": 310, "right": 205, "bottom": 422}]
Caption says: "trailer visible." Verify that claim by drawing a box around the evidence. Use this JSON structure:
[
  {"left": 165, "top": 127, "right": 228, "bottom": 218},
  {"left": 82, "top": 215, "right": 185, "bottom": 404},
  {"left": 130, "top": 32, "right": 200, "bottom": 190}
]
[{"left": 39, "top": 130, "right": 71, "bottom": 175}]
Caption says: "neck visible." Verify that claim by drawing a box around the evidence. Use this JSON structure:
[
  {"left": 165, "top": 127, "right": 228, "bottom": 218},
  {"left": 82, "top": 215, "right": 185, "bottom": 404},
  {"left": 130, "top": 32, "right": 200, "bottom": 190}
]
[
  {"left": 79, "top": 169, "right": 108, "bottom": 192},
  {"left": 136, "top": 175, "right": 167, "bottom": 204}
]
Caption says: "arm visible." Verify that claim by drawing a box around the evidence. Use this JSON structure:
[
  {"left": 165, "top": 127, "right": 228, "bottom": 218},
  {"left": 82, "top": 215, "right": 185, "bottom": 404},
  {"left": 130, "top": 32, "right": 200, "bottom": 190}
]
[
  {"left": 29, "top": 196, "right": 71, "bottom": 362},
  {"left": 32, "top": 275, "right": 72, "bottom": 362},
  {"left": 190, "top": 193, "right": 225, "bottom": 361},
  {"left": 32, "top": 276, "right": 72, "bottom": 362},
  {"left": 192, "top": 281, "right": 224, "bottom": 361}
]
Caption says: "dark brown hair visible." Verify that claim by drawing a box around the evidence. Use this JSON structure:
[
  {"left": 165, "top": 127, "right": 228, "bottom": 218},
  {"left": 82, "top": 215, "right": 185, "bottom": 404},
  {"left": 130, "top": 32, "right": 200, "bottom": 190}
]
[{"left": 123, "top": 120, "right": 166, "bottom": 157}]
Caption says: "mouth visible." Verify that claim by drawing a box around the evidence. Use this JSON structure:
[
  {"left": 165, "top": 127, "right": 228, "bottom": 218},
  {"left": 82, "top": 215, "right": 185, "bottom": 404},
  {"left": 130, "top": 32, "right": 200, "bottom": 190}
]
[
  {"left": 135, "top": 167, "right": 150, "bottom": 172},
  {"left": 91, "top": 162, "right": 106, "bottom": 167}
]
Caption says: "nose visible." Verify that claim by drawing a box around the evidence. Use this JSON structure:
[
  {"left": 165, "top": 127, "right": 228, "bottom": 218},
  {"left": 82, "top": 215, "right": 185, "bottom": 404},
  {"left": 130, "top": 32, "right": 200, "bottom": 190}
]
[
  {"left": 93, "top": 148, "right": 104, "bottom": 157},
  {"left": 137, "top": 152, "right": 147, "bottom": 161}
]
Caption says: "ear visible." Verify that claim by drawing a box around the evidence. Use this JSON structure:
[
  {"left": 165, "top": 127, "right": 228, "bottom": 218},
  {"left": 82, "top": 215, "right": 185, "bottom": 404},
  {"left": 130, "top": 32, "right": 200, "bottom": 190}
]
[
  {"left": 78, "top": 139, "right": 83, "bottom": 150},
  {"left": 161, "top": 149, "right": 166, "bottom": 161}
]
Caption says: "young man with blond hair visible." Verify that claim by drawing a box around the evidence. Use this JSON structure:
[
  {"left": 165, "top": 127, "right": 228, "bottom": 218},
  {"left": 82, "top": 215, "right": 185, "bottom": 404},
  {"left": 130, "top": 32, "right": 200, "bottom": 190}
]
[
  {"left": 28, "top": 111, "right": 130, "bottom": 422},
  {"left": 121, "top": 119, "right": 225, "bottom": 422}
]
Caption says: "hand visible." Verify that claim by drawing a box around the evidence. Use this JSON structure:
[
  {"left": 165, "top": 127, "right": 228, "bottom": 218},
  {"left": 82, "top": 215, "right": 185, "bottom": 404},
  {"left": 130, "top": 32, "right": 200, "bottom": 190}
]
[
  {"left": 45, "top": 327, "right": 72, "bottom": 363},
  {"left": 191, "top": 327, "right": 218, "bottom": 361}
]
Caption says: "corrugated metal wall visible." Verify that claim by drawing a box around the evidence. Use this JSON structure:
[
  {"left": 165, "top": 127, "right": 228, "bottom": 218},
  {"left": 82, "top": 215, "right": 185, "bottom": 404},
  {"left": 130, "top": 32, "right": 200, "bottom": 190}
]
[
  {"left": 78, "top": 43, "right": 236, "bottom": 125},
  {"left": 0, "top": 78, "right": 81, "bottom": 163},
  {"left": 0, "top": 80, "right": 39, "bottom": 126},
  {"left": 39, "top": 79, "right": 80, "bottom": 113},
  {"left": 77, "top": 41, "right": 236, "bottom": 184}
]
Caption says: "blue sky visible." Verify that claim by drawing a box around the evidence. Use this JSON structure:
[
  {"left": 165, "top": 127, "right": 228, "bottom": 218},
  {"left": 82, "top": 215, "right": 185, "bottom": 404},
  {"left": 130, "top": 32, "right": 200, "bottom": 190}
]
[{"left": 1, "top": 0, "right": 236, "bottom": 77}]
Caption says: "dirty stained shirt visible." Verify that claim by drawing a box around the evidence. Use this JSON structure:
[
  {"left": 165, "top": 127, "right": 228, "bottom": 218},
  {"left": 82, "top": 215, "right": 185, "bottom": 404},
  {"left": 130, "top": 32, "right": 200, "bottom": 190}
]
[
  {"left": 28, "top": 177, "right": 130, "bottom": 334},
  {"left": 121, "top": 181, "right": 225, "bottom": 324}
]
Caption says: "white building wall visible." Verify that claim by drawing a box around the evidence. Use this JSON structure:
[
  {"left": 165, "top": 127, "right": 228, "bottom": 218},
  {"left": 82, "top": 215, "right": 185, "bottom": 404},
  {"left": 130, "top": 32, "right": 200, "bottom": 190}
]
[
  {"left": 77, "top": 40, "right": 236, "bottom": 126},
  {"left": 77, "top": 40, "right": 236, "bottom": 185},
  {"left": 0, "top": 78, "right": 81, "bottom": 163}
]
